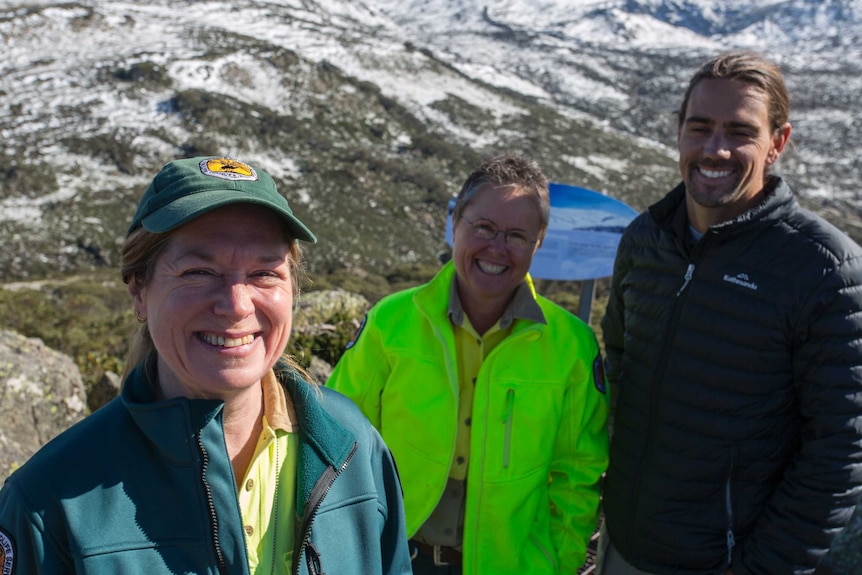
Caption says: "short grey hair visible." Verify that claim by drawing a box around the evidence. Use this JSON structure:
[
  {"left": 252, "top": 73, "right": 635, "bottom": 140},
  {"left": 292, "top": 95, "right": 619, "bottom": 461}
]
[{"left": 452, "top": 153, "right": 550, "bottom": 241}]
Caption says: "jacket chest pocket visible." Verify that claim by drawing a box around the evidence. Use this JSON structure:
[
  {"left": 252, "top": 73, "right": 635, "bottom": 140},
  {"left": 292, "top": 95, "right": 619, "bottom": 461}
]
[{"left": 478, "top": 379, "right": 567, "bottom": 481}]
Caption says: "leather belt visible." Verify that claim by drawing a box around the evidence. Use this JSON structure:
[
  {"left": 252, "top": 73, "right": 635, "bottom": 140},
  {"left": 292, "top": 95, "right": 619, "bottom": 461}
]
[{"left": 409, "top": 540, "right": 463, "bottom": 566}]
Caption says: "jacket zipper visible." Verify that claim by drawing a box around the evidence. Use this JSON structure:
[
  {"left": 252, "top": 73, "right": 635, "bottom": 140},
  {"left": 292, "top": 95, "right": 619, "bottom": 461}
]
[
  {"left": 625, "top": 260, "right": 697, "bottom": 551},
  {"left": 293, "top": 442, "right": 357, "bottom": 575},
  {"left": 502, "top": 388, "right": 514, "bottom": 468},
  {"left": 725, "top": 464, "right": 736, "bottom": 566},
  {"left": 197, "top": 432, "right": 228, "bottom": 575}
]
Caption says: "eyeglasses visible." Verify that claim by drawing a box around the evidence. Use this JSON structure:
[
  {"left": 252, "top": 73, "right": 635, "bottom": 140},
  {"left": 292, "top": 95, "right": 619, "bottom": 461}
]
[{"left": 460, "top": 215, "right": 538, "bottom": 249}]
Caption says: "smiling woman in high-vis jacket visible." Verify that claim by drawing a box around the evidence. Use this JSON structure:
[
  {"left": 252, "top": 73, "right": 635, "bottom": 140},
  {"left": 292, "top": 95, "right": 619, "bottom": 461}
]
[{"left": 327, "top": 153, "right": 610, "bottom": 575}]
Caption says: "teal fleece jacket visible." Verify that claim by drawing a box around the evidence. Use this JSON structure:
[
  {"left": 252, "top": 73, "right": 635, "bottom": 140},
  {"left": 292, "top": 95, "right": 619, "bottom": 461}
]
[{"left": 0, "top": 359, "right": 412, "bottom": 575}]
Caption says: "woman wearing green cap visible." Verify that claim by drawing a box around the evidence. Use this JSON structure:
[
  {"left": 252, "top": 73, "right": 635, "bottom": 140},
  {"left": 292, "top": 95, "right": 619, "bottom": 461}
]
[{"left": 0, "top": 157, "right": 413, "bottom": 575}]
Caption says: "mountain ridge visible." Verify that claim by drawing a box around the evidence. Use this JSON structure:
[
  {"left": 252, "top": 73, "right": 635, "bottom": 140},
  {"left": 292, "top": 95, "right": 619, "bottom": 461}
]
[{"left": 1, "top": 0, "right": 860, "bottom": 283}]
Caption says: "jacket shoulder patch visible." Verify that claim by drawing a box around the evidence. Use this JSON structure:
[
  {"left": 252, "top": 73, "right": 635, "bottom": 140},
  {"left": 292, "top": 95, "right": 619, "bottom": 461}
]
[
  {"left": 0, "top": 527, "right": 15, "bottom": 575},
  {"left": 593, "top": 355, "right": 607, "bottom": 394},
  {"left": 344, "top": 314, "right": 367, "bottom": 351}
]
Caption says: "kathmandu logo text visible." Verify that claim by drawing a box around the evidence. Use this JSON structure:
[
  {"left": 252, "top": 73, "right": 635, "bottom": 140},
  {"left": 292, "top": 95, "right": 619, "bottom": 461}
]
[{"left": 723, "top": 273, "right": 758, "bottom": 291}]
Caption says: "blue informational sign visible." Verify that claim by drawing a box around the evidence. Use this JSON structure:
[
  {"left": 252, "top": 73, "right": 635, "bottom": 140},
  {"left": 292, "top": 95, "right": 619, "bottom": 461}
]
[{"left": 445, "top": 183, "right": 639, "bottom": 281}]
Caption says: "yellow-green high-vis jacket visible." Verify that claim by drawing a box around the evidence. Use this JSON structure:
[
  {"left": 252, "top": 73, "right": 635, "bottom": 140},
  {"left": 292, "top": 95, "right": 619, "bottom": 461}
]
[{"left": 327, "top": 261, "right": 610, "bottom": 574}]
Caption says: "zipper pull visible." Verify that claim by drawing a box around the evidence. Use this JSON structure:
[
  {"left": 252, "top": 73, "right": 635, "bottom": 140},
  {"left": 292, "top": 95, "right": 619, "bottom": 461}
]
[
  {"left": 726, "top": 468, "right": 735, "bottom": 566},
  {"left": 676, "top": 263, "right": 695, "bottom": 296},
  {"left": 502, "top": 389, "right": 514, "bottom": 423},
  {"left": 306, "top": 542, "right": 325, "bottom": 575},
  {"left": 502, "top": 389, "right": 514, "bottom": 469},
  {"left": 726, "top": 529, "right": 736, "bottom": 566}
]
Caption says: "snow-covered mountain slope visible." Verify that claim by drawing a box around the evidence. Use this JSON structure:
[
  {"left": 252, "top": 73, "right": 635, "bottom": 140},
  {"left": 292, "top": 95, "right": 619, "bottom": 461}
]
[
  {"left": 1, "top": 0, "right": 860, "bottom": 280},
  {"left": 368, "top": 0, "right": 862, "bottom": 199}
]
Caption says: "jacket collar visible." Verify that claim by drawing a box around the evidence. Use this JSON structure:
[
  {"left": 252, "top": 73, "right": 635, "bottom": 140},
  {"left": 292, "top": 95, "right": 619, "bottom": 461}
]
[
  {"left": 447, "top": 272, "right": 546, "bottom": 329},
  {"left": 416, "top": 260, "right": 544, "bottom": 328},
  {"left": 649, "top": 176, "right": 797, "bottom": 244},
  {"left": 121, "top": 359, "right": 225, "bottom": 465},
  {"left": 121, "top": 358, "right": 356, "bottom": 504},
  {"left": 275, "top": 362, "right": 355, "bottom": 507}
]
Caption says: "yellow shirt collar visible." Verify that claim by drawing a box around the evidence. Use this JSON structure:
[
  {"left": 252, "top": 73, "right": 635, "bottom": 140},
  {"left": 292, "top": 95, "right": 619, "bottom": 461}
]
[
  {"left": 261, "top": 368, "right": 297, "bottom": 432},
  {"left": 447, "top": 277, "right": 546, "bottom": 329}
]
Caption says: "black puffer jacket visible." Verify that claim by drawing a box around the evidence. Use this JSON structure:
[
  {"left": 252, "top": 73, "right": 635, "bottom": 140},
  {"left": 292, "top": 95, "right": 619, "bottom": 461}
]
[{"left": 601, "top": 177, "right": 862, "bottom": 575}]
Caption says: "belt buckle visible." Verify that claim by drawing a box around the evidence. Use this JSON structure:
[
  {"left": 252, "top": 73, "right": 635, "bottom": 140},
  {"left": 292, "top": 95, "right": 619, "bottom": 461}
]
[{"left": 432, "top": 545, "right": 449, "bottom": 567}]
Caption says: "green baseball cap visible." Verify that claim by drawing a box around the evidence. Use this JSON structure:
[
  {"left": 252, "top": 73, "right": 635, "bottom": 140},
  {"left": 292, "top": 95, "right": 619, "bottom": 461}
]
[{"left": 127, "top": 156, "right": 316, "bottom": 242}]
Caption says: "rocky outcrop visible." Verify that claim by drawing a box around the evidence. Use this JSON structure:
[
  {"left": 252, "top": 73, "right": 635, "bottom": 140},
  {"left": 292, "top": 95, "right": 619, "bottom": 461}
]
[
  {"left": 306, "top": 356, "right": 334, "bottom": 386},
  {"left": 291, "top": 288, "right": 370, "bottom": 381},
  {"left": 292, "top": 288, "right": 369, "bottom": 332},
  {"left": 820, "top": 505, "right": 862, "bottom": 574},
  {"left": 87, "top": 370, "right": 122, "bottom": 413},
  {"left": 0, "top": 330, "right": 87, "bottom": 480}
]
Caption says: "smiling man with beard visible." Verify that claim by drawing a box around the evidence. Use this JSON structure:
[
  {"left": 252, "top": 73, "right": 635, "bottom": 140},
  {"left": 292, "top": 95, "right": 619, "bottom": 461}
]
[{"left": 599, "top": 51, "right": 862, "bottom": 575}]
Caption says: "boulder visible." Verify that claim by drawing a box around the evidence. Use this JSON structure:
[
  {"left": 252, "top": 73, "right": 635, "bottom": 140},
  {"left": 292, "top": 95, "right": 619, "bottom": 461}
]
[
  {"left": 0, "top": 330, "right": 87, "bottom": 480},
  {"left": 819, "top": 504, "right": 862, "bottom": 574},
  {"left": 87, "top": 370, "right": 122, "bottom": 413},
  {"left": 292, "top": 288, "right": 370, "bottom": 330},
  {"left": 291, "top": 288, "right": 371, "bottom": 370},
  {"left": 306, "top": 356, "right": 334, "bottom": 386}
]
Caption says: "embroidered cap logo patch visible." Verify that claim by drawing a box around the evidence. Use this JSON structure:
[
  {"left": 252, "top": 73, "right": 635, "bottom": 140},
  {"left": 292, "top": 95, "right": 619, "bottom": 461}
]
[
  {"left": 0, "top": 527, "right": 15, "bottom": 575},
  {"left": 199, "top": 158, "right": 258, "bottom": 182}
]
